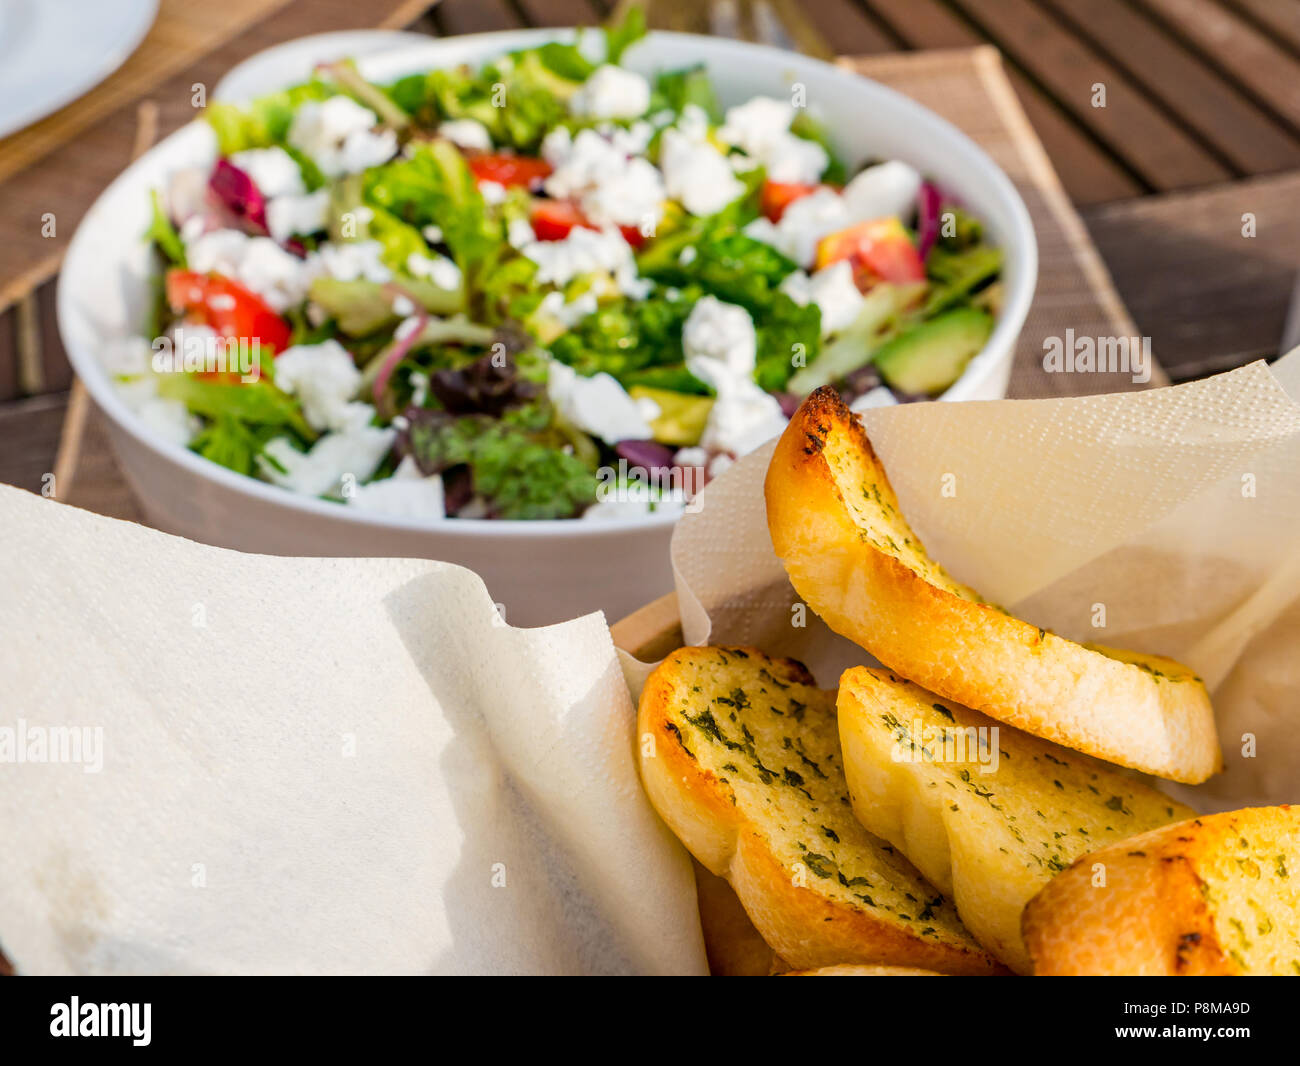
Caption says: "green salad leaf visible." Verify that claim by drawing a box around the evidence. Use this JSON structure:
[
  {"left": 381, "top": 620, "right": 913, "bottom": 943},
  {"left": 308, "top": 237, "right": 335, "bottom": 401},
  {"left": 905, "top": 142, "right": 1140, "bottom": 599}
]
[
  {"left": 364, "top": 141, "right": 498, "bottom": 277},
  {"left": 604, "top": 4, "right": 647, "bottom": 64},
  {"left": 204, "top": 82, "right": 334, "bottom": 154},
  {"left": 407, "top": 407, "right": 598, "bottom": 519},
  {"left": 790, "top": 111, "right": 848, "bottom": 185},
  {"left": 157, "top": 374, "right": 315, "bottom": 441},
  {"left": 146, "top": 189, "right": 186, "bottom": 267},
  {"left": 653, "top": 64, "right": 721, "bottom": 123}
]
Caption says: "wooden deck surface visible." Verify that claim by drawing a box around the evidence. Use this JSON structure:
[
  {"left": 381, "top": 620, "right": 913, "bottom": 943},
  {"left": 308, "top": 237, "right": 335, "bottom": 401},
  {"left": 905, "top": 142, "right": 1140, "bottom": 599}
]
[{"left": 3, "top": 0, "right": 1299, "bottom": 493}]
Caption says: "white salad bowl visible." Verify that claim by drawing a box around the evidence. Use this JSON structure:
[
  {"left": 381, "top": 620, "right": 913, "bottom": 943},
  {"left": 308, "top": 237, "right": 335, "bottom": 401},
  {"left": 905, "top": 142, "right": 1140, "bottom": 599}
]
[{"left": 58, "top": 29, "right": 1037, "bottom": 627}]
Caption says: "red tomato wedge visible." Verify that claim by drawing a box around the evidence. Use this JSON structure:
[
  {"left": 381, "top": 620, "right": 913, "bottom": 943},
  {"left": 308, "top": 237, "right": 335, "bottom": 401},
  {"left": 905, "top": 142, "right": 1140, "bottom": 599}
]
[
  {"left": 468, "top": 153, "right": 552, "bottom": 190},
  {"left": 814, "top": 217, "right": 925, "bottom": 288},
  {"left": 529, "top": 200, "right": 647, "bottom": 248},
  {"left": 760, "top": 181, "right": 820, "bottom": 222},
  {"left": 165, "top": 270, "right": 292, "bottom": 368}
]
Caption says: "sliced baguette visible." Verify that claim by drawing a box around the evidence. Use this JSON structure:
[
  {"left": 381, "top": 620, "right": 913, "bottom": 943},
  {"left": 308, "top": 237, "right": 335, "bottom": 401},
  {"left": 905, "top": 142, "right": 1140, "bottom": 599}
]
[
  {"left": 837, "top": 665, "right": 1196, "bottom": 973},
  {"left": 692, "top": 860, "right": 781, "bottom": 976},
  {"left": 638, "top": 646, "right": 1005, "bottom": 975},
  {"left": 1023, "top": 805, "right": 1300, "bottom": 975},
  {"left": 764, "top": 386, "right": 1220, "bottom": 784}
]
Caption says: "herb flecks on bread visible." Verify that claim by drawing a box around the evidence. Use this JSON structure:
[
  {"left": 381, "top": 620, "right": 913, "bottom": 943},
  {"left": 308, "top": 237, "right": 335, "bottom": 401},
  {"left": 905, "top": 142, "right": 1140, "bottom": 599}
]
[
  {"left": 765, "top": 385, "right": 1221, "bottom": 784},
  {"left": 1024, "top": 805, "right": 1300, "bottom": 975},
  {"left": 638, "top": 646, "right": 1005, "bottom": 975},
  {"left": 837, "top": 666, "right": 1196, "bottom": 973}
]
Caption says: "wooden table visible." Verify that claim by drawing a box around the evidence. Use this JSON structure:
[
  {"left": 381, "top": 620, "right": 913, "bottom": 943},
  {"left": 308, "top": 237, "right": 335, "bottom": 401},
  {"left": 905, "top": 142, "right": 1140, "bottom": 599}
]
[{"left": 3, "top": 0, "right": 1299, "bottom": 494}]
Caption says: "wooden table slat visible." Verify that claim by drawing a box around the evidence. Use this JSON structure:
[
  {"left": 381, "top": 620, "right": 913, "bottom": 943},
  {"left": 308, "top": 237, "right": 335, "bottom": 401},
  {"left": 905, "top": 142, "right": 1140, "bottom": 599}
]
[
  {"left": 514, "top": 0, "right": 606, "bottom": 27},
  {"left": 1084, "top": 171, "right": 1300, "bottom": 378},
  {"left": 1043, "top": 0, "right": 1300, "bottom": 175},
  {"left": 945, "top": 0, "right": 1232, "bottom": 190},
  {"left": 1135, "top": 0, "right": 1300, "bottom": 134},
  {"left": 864, "top": 0, "right": 1144, "bottom": 204},
  {"left": 797, "top": 0, "right": 899, "bottom": 55},
  {"left": 1228, "top": 0, "right": 1300, "bottom": 55},
  {"left": 434, "top": 0, "right": 524, "bottom": 35}
]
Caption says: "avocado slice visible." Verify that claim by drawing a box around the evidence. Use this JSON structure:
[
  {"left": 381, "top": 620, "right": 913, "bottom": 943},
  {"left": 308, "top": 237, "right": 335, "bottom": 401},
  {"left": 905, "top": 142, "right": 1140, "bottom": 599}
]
[{"left": 874, "top": 308, "right": 993, "bottom": 395}]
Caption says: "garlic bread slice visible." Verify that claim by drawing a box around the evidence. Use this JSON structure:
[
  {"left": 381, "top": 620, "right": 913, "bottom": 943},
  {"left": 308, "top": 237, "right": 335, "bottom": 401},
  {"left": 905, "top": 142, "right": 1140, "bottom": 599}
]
[
  {"left": 765, "top": 386, "right": 1220, "bottom": 784},
  {"left": 1024, "top": 805, "right": 1300, "bottom": 975},
  {"left": 837, "top": 666, "right": 1196, "bottom": 973},
  {"left": 784, "top": 963, "right": 943, "bottom": 976},
  {"left": 638, "top": 646, "right": 1005, "bottom": 975}
]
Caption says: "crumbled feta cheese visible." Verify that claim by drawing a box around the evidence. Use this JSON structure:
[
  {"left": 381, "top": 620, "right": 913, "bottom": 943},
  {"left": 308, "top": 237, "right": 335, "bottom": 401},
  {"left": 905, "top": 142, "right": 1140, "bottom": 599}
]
[
  {"left": 102, "top": 336, "right": 153, "bottom": 377},
  {"left": 438, "top": 118, "right": 493, "bottom": 152},
  {"left": 522, "top": 225, "right": 649, "bottom": 298},
  {"left": 547, "top": 361, "right": 652, "bottom": 444},
  {"left": 507, "top": 217, "right": 536, "bottom": 248},
  {"left": 682, "top": 296, "right": 787, "bottom": 456},
  {"left": 288, "top": 96, "right": 397, "bottom": 178},
  {"left": 259, "top": 418, "right": 395, "bottom": 497},
  {"left": 698, "top": 378, "right": 787, "bottom": 456},
  {"left": 265, "top": 189, "right": 329, "bottom": 243},
  {"left": 537, "top": 290, "right": 599, "bottom": 328},
  {"left": 117, "top": 373, "right": 199, "bottom": 445},
  {"left": 849, "top": 387, "right": 899, "bottom": 413},
  {"left": 582, "top": 489, "right": 686, "bottom": 521},
  {"left": 744, "top": 162, "right": 924, "bottom": 269},
  {"left": 678, "top": 245, "right": 698, "bottom": 266},
  {"left": 675, "top": 104, "right": 711, "bottom": 143},
  {"left": 317, "top": 239, "right": 392, "bottom": 283},
  {"left": 167, "top": 166, "right": 211, "bottom": 229},
  {"left": 136, "top": 396, "right": 201, "bottom": 447},
  {"left": 673, "top": 446, "right": 708, "bottom": 468},
  {"left": 408, "top": 370, "right": 429, "bottom": 407},
  {"left": 570, "top": 65, "right": 651, "bottom": 119},
  {"left": 422, "top": 224, "right": 444, "bottom": 245},
  {"left": 682, "top": 295, "right": 758, "bottom": 383},
  {"left": 478, "top": 180, "right": 508, "bottom": 205},
  {"left": 391, "top": 294, "right": 416, "bottom": 316},
  {"left": 708, "top": 453, "right": 734, "bottom": 479},
  {"left": 718, "top": 96, "right": 828, "bottom": 184},
  {"left": 635, "top": 394, "right": 662, "bottom": 423},
  {"left": 719, "top": 97, "right": 794, "bottom": 155},
  {"left": 542, "top": 127, "right": 665, "bottom": 229},
  {"left": 229, "top": 147, "right": 305, "bottom": 198},
  {"left": 602, "top": 119, "right": 654, "bottom": 155},
  {"left": 743, "top": 186, "right": 846, "bottom": 268},
  {"left": 659, "top": 128, "right": 745, "bottom": 216},
  {"left": 840, "top": 161, "right": 922, "bottom": 226},
  {"left": 272, "top": 340, "right": 364, "bottom": 432},
  {"left": 346, "top": 456, "right": 445, "bottom": 520},
  {"left": 394, "top": 316, "right": 423, "bottom": 343},
  {"left": 186, "top": 229, "right": 319, "bottom": 311},
  {"left": 406, "top": 252, "right": 462, "bottom": 290},
  {"left": 779, "top": 261, "right": 865, "bottom": 337}
]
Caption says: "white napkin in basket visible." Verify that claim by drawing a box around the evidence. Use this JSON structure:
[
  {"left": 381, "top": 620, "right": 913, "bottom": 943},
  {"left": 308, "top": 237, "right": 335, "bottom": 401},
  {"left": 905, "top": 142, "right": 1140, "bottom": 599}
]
[{"left": 0, "top": 485, "right": 706, "bottom": 975}]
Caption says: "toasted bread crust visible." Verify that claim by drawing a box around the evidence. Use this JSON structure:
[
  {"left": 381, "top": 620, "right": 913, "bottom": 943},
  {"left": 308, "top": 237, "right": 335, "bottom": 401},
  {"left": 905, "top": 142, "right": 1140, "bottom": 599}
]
[
  {"left": 1023, "top": 806, "right": 1300, "bottom": 976},
  {"left": 765, "top": 387, "right": 1221, "bottom": 784},
  {"left": 782, "top": 963, "right": 944, "bottom": 976},
  {"left": 637, "top": 646, "right": 1006, "bottom": 975}
]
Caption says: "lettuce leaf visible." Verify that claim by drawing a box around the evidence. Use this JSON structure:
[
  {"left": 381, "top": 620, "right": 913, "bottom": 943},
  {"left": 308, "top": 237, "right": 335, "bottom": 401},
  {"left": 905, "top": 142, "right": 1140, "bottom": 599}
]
[
  {"left": 204, "top": 82, "right": 334, "bottom": 154},
  {"left": 363, "top": 141, "right": 498, "bottom": 277},
  {"left": 605, "top": 4, "right": 647, "bottom": 64}
]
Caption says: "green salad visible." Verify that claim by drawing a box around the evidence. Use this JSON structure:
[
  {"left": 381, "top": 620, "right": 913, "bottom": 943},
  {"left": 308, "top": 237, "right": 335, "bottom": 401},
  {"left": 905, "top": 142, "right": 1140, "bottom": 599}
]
[{"left": 118, "top": 7, "right": 1002, "bottom": 521}]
